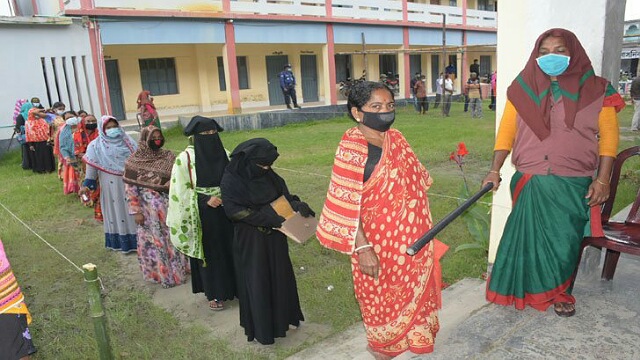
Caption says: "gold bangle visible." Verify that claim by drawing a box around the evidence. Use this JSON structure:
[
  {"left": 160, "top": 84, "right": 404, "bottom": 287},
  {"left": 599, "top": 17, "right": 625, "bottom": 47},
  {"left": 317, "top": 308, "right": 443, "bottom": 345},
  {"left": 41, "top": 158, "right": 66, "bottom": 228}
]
[
  {"left": 596, "top": 179, "right": 609, "bottom": 186},
  {"left": 489, "top": 170, "right": 501, "bottom": 175}
]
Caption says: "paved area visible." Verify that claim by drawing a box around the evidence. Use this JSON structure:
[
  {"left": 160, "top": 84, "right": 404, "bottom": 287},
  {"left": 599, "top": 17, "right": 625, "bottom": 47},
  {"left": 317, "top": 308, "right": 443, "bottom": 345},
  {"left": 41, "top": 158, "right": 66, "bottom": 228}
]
[{"left": 288, "top": 253, "right": 640, "bottom": 360}]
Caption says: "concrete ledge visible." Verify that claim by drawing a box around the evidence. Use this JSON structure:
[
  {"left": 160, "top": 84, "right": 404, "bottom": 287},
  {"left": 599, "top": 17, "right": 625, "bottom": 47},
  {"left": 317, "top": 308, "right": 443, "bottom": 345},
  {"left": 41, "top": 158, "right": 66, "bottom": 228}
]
[{"left": 177, "top": 104, "right": 347, "bottom": 132}]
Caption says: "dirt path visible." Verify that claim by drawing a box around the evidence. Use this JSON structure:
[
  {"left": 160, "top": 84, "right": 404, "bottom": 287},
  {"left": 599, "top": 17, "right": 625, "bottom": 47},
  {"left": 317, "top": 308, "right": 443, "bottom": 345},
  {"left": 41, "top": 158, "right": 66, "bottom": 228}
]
[{"left": 118, "top": 253, "right": 332, "bottom": 358}]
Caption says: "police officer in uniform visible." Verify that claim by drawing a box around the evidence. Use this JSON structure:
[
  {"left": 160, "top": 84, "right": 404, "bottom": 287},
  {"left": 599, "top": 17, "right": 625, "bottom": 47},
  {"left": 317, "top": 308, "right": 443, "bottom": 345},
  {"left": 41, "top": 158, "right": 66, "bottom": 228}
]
[{"left": 279, "top": 64, "right": 301, "bottom": 109}]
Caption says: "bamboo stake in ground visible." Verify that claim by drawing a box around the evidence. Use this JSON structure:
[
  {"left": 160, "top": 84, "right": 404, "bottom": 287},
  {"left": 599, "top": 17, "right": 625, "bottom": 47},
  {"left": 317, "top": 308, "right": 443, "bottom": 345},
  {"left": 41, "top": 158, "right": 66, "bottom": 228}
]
[{"left": 83, "top": 263, "right": 114, "bottom": 360}]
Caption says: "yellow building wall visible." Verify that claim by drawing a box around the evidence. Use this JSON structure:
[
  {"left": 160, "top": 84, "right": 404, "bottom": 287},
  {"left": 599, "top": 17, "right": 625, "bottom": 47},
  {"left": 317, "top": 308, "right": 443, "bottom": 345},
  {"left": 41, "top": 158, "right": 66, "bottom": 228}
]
[{"left": 104, "top": 44, "right": 206, "bottom": 116}]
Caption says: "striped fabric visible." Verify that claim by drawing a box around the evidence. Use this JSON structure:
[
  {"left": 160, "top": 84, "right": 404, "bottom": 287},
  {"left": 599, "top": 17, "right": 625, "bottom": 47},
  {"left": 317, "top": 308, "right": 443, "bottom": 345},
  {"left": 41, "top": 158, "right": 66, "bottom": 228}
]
[{"left": 0, "top": 240, "right": 27, "bottom": 317}]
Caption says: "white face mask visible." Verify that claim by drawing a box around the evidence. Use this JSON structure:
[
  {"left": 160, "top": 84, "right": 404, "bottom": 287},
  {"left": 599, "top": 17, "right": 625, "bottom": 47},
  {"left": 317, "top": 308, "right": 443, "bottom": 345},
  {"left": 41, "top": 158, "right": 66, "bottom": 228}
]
[
  {"left": 32, "top": 102, "right": 40, "bottom": 107},
  {"left": 56, "top": 110, "right": 64, "bottom": 115}
]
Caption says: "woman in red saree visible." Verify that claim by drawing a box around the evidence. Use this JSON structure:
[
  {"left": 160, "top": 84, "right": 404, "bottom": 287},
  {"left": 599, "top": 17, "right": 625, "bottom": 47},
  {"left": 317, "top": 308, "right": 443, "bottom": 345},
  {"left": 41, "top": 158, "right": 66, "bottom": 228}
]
[{"left": 317, "top": 81, "right": 448, "bottom": 359}]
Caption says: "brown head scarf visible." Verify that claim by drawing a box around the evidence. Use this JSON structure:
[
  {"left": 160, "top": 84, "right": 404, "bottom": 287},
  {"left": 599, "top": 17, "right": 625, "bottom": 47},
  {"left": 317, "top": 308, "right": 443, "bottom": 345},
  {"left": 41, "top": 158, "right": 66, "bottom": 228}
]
[
  {"left": 506, "top": 28, "right": 608, "bottom": 141},
  {"left": 123, "top": 125, "right": 175, "bottom": 193},
  {"left": 137, "top": 90, "right": 155, "bottom": 108}
]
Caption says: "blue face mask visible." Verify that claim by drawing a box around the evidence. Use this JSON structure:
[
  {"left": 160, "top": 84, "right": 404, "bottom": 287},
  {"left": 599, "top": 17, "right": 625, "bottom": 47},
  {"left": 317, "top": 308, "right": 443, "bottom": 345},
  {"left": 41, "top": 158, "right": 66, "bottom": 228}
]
[
  {"left": 536, "top": 54, "right": 571, "bottom": 76},
  {"left": 105, "top": 127, "right": 122, "bottom": 138}
]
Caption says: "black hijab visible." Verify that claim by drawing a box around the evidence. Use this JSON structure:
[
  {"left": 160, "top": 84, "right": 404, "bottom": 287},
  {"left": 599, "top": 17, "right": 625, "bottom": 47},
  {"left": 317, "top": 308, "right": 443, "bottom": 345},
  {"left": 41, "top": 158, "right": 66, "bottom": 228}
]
[
  {"left": 224, "top": 138, "right": 283, "bottom": 206},
  {"left": 183, "top": 116, "right": 227, "bottom": 187}
]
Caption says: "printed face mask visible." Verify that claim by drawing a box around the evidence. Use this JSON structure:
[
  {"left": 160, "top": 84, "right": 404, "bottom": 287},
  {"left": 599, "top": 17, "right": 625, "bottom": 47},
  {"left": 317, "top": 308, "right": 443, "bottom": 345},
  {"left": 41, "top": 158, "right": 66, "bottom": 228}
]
[
  {"left": 536, "top": 54, "right": 570, "bottom": 76},
  {"left": 360, "top": 110, "right": 395, "bottom": 132},
  {"left": 149, "top": 139, "right": 164, "bottom": 150},
  {"left": 105, "top": 127, "right": 122, "bottom": 138}
]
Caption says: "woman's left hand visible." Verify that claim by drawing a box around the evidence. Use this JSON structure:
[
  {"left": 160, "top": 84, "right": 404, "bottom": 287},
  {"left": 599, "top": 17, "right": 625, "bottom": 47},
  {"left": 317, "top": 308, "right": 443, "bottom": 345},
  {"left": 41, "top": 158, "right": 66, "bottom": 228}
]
[{"left": 586, "top": 180, "right": 610, "bottom": 206}]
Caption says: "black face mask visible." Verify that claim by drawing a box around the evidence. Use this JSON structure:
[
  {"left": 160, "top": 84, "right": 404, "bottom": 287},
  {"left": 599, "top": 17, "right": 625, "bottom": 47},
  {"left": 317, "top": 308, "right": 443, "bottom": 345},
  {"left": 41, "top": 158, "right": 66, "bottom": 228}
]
[
  {"left": 85, "top": 123, "right": 98, "bottom": 130},
  {"left": 361, "top": 110, "right": 395, "bottom": 132},
  {"left": 247, "top": 162, "right": 271, "bottom": 179},
  {"left": 148, "top": 139, "right": 164, "bottom": 150}
]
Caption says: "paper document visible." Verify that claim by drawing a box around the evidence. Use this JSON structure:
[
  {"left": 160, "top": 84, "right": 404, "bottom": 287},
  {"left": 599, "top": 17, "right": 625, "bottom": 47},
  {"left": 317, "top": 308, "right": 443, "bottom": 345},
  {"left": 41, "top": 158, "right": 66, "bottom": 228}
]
[{"left": 270, "top": 196, "right": 318, "bottom": 244}]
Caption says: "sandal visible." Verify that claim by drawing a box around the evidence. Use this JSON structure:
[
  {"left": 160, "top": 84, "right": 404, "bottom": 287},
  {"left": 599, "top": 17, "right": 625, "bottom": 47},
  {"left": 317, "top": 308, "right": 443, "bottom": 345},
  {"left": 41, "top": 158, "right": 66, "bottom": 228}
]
[
  {"left": 553, "top": 302, "right": 576, "bottom": 317},
  {"left": 209, "top": 300, "right": 224, "bottom": 311}
]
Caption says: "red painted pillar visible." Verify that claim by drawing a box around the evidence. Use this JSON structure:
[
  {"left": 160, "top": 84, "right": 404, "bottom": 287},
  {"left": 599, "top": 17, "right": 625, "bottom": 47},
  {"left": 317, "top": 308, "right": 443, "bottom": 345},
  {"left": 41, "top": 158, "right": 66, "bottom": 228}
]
[
  {"left": 222, "top": 0, "right": 230, "bottom": 13},
  {"left": 402, "top": 0, "right": 411, "bottom": 99},
  {"left": 461, "top": 0, "right": 468, "bottom": 84},
  {"left": 87, "top": 20, "right": 110, "bottom": 116},
  {"left": 403, "top": 27, "right": 411, "bottom": 99},
  {"left": 224, "top": 21, "right": 242, "bottom": 114},
  {"left": 326, "top": 24, "right": 337, "bottom": 105}
]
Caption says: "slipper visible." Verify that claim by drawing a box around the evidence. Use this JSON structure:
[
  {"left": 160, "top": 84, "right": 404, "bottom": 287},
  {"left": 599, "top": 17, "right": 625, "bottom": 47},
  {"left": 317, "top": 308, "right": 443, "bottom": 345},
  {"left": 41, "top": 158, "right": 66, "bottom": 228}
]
[
  {"left": 209, "top": 300, "right": 224, "bottom": 311},
  {"left": 554, "top": 302, "right": 575, "bottom": 317}
]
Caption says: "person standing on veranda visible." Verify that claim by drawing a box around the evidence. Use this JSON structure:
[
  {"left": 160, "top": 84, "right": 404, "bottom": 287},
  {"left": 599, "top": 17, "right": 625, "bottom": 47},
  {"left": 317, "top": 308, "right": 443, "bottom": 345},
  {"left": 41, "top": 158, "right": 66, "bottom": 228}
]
[{"left": 484, "top": 28, "right": 625, "bottom": 317}]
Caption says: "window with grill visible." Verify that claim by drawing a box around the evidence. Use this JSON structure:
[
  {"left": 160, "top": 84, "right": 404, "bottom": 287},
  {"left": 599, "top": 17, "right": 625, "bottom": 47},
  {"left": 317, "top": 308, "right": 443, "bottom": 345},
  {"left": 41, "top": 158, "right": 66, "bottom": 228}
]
[
  {"left": 217, "top": 56, "right": 250, "bottom": 91},
  {"left": 139, "top": 58, "right": 178, "bottom": 95}
]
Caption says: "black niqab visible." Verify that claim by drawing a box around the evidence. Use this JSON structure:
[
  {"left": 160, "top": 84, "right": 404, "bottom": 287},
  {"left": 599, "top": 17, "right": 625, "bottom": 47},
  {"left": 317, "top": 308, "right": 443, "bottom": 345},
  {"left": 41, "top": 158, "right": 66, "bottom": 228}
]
[{"left": 183, "top": 116, "right": 228, "bottom": 187}]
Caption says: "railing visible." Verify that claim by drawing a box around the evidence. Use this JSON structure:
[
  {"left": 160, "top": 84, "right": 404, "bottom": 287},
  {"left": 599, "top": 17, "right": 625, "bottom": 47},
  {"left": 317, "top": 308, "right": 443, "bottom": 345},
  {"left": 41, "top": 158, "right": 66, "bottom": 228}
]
[
  {"left": 465, "top": 8, "right": 497, "bottom": 28},
  {"left": 407, "top": 3, "right": 463, "bottom": 25},
  {"left": 79, "top": 0, "right": 224, "bottom": 11},
  {"left": 230, "top": 0, "right": 325, "bottom": 17},
  {"left": 331, "top": 0, "right": 403, "bottom": 21},
  {"left": 61, "top": 0, "right": 496, "bottom": 28}
]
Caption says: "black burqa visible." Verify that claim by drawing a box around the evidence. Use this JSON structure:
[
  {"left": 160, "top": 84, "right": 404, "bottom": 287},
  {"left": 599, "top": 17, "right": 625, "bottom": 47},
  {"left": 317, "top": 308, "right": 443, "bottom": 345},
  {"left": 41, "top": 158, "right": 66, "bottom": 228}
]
[
  {"left": 185, "top": 116, "right": 236, "bottom": 302},
  {"left": 220, "top": 138, "right": 305, "bottom": 345}
]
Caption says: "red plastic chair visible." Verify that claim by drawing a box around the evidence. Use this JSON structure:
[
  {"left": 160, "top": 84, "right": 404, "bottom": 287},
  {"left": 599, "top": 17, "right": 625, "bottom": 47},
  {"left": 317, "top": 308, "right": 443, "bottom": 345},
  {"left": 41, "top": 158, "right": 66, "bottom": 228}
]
[{"left": 577, "top": 146, "right": 640, "bottom": 280}]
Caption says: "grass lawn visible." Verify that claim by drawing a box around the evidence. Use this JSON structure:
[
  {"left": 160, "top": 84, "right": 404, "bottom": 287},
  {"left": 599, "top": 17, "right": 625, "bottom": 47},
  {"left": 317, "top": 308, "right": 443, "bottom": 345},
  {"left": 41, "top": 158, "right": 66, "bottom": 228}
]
[{"left": 0, "top": 100, "right": 637, "bottom": 359}]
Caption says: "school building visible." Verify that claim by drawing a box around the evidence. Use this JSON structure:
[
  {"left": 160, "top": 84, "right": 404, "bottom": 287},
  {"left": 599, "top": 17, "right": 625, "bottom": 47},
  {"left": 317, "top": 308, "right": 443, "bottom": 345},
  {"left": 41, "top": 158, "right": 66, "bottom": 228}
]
[{"left": 7, "top": 0, "right": 497, "bottom": 120}]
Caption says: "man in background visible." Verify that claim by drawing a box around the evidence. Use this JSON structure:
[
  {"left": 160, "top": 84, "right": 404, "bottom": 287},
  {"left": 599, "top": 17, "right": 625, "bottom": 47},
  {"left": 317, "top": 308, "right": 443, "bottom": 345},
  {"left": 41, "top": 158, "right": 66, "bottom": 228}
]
[{"left": 279, "top": 64, "right": 301, "bottom": 110}]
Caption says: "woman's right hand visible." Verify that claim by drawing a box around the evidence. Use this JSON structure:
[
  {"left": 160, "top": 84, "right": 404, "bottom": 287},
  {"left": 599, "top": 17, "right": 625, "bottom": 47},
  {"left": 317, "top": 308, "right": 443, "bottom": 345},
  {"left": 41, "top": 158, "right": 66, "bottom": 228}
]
[
  {"left": 357, "top": 248, "right": 380, "bottom": 279},
  {"left": 79, "top": 186, "right": 89, "bottom": 196},
  {"left": 482, "top": 171, "right": 501, "bottom": 191}
]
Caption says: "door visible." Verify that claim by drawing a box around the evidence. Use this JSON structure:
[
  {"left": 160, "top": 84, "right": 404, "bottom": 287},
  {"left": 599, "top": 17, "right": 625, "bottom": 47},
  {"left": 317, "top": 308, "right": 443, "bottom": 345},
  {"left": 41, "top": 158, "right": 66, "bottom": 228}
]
[
  {"left": 104, "top": 60, "right": 126, "bottom": 120},
  {"left": 300, "top": 55, "right": 318, "bottom": 103},
  {"left": 266, "top": 55, "right": 289, "bottom": 106},
  {"left": 409, "top": 54, "right": 422, "bottom": 77},
  {"left": 431, "top": 54, "right": 440, "bottom": 92},
  {"left": 480, "top": 55, "right": 492, "bottom": 79},
  {"left": 379, "top": 54, "right": 397, "bottom": 77}
]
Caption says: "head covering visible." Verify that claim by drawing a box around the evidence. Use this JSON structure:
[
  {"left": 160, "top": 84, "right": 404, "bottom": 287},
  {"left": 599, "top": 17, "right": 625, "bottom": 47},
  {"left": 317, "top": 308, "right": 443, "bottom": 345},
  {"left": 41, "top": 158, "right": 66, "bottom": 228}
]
[
  {"left": 183, "top": 116, "right": 228, "bottom": 187},
  {"left": 506, "top": 28, "right": 608, "bottom": 141},
  {"left": 83, "top": 115, "right": 137, "bottom": 175},
  {"left": 224, "top": 138, "right": 284, "bottom": 206},
  {"left": 183, "top": 115, "right": 224, "bottom": 136},
  {"left": 65, "top": 117, "right": 80, "bottom": 126},
  {"left": 13, "top": 99, "right": 27, "bottom": 124},
  {"left": 123, "top": 126, "right": 175, "bottom": 192},
  {"left": 137, "top": 90, "right": 154, "bottom": 107},
  {"left": 20, "top": 102, "right": 34, "bottom": 122},
  {"left": 30, "top": 97, "right": 40, "bottom": 104}
]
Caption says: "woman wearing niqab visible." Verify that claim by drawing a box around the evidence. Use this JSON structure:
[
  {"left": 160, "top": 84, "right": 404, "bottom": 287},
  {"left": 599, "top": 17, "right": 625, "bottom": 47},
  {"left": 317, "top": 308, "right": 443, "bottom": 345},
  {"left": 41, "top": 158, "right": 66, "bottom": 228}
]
[
  {"left": 167, "top": 116, "right": 236, "bottom": 310},
  {"left": 221, "top": 138, "right": 312, "bottom": 345}
]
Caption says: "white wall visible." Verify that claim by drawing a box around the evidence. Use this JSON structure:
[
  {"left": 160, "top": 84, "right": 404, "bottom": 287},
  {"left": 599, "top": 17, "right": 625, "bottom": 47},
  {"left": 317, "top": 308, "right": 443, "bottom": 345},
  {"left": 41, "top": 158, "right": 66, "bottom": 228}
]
[
  {"left": 488, "top": 0, "right": 626, "bottom": 263},
  {"left": 0, "top": 18, "right": 100, "bottom": 141}
]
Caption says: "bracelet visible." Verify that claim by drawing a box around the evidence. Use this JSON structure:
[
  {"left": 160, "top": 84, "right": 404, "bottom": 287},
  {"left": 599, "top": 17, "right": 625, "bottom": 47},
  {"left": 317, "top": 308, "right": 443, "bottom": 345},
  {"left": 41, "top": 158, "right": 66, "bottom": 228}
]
[
  {"left": 596, "top": 178, "right": 609, "bottom": 186},
  {"left": 354, "top": 244, "right": 373, "bottom": 254},
  {"left": 489, "top": 170, "right": 501, "bottom": 175}
]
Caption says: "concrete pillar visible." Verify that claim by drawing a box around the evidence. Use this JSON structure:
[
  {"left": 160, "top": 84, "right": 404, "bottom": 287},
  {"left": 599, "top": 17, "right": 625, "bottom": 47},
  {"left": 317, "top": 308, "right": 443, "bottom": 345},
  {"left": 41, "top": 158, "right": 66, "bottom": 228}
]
[
  {"left": 323, "top": 23, "right": 337, "bottom": 105},
  {"left": 194, "top": 45, "right": 213, "bottom": 113},
  {"left": 223, "top": 21, "right": 242, "bottom": 114},
  {"left": 488, "top": 0, "right": 627, "bottom": 264}
]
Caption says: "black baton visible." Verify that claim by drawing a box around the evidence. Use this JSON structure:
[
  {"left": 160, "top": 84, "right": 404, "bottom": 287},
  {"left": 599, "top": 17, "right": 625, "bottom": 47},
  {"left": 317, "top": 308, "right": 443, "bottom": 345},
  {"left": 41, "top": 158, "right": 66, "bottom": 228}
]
[{"left": 407, "top": 182, "right": 495, "bottom": 256}]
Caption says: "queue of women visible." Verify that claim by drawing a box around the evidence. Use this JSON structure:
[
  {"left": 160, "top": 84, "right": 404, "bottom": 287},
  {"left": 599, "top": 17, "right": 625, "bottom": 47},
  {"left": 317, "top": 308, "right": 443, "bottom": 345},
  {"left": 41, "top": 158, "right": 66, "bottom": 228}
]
[{"left": 4, "top": 28, "right": 627, "bottom": 360}]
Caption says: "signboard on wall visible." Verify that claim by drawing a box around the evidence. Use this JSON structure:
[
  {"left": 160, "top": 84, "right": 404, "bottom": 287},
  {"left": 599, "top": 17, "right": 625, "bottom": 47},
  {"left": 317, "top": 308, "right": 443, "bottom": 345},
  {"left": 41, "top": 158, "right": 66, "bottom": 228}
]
[{"left": 621, "top": 47, "right": 640, "bottom": 59}]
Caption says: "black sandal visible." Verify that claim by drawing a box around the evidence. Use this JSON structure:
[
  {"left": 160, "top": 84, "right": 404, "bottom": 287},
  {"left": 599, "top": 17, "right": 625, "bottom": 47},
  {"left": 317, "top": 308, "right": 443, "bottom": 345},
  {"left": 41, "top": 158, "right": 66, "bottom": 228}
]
[{"left": 554, "top": 302, "right": 575, "bottom": 317}]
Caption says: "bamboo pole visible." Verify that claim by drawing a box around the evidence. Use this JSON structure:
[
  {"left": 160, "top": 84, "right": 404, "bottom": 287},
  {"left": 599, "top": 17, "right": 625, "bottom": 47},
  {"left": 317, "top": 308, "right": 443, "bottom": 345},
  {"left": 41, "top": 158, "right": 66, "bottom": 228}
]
[{"left": 83, "top": 263, "right": 114, "bottom": 360}]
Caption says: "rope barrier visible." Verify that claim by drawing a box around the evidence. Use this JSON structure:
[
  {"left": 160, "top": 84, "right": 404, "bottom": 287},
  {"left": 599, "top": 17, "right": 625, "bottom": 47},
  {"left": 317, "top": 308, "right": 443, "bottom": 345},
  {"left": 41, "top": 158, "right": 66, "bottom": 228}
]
[{"left": 0, "top": 201, "right": 85, "bottom": 274}]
